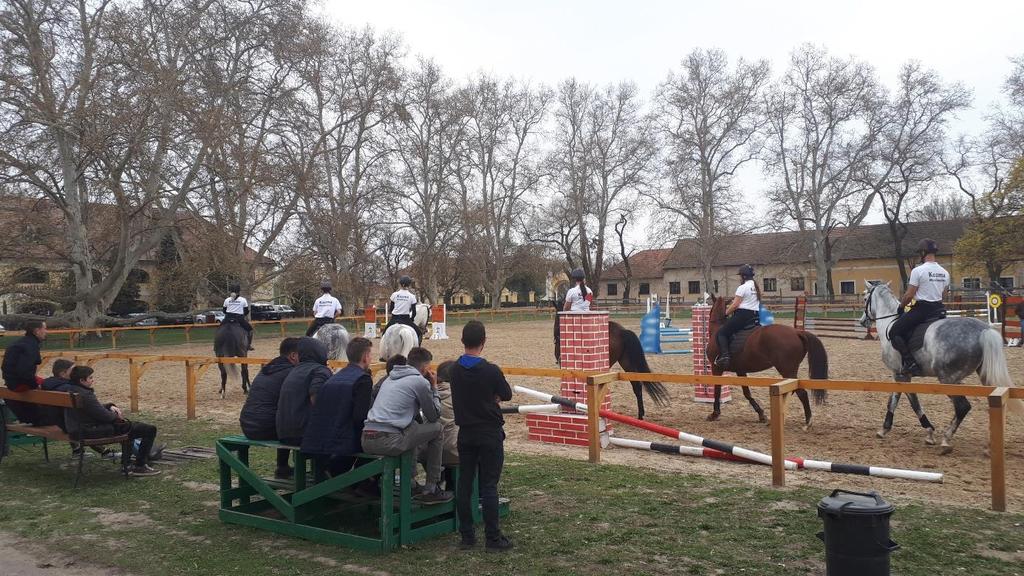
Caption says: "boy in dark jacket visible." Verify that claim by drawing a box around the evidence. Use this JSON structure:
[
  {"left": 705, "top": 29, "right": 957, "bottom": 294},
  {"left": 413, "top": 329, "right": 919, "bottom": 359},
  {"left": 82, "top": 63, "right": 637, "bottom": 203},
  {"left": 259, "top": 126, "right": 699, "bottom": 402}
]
[
  {"left": 302, "top": 337, "right": 373, "bottom": 477},
  {"left": 38, "top": 358, "right": 75, "bottom": 428},
  {"left": 450, "top": 321, "right": 513, "bottom": 551},
  {"left": 2, "top": 321, "right": 47, "bottom": 423},
  {"left": 276, "top": 338, "right": 332, "bottom": 445},
  {"left": 240, "top": 338, "right": 300, "bottom": 478},
  {"left": 65, "top": 366, "right": 161, "bottom": 477}
]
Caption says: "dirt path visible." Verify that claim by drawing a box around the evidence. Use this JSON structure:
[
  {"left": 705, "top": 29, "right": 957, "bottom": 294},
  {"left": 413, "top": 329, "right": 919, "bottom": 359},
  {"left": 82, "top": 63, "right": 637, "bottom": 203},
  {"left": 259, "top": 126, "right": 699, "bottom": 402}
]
[
  {"left": 0, "top": 533, "right": 130, "bottom": 576},
  {"left": 39, "top": 319, "right": 1024, "bottom": 509}
]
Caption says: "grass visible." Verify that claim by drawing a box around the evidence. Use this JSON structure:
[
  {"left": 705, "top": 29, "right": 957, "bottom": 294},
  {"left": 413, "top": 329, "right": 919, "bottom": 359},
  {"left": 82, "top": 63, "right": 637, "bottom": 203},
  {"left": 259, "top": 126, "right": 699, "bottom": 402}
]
[{"left": 1, "top": 414, "right": 1022, "bottom": 575}]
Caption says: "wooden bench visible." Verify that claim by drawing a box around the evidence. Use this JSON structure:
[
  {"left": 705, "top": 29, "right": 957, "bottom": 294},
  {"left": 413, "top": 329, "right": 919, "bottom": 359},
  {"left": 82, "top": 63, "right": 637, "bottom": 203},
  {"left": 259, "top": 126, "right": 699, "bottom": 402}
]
[
  {"left": 217, "top": 434, "right": 510, "bottom": 552},
  {"left": 0, "top": 388, "right": 131, "bottom": 487}
]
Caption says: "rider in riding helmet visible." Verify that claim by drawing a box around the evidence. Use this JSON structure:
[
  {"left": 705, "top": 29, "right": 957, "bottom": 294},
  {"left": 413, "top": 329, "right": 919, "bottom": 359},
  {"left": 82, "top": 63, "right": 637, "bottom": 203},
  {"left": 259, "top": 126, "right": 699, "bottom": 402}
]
[
  {"left": 223, "top": 283, "right": 255, "bottom": 351},
  {"left": 307, "top": 280, "right": 343, "bottom": 337},
  {"left": 714, "top": 264, "right": 761, "bottom": 368},
  {"left": 563, "top": 268, "right": 593, "bottom": 311},
  {"left": 385, "top": 275, "right": 422, "bottom": 345},
  {"left": 889, "top": 239, "right": 949, "bottom": 376}
]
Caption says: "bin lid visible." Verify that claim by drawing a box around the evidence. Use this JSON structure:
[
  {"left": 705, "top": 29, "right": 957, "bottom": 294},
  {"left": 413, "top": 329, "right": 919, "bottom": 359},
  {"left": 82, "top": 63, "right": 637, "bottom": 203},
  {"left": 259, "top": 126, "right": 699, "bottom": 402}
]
[{"left": 817, "top": 490, "right": 895, "bottom": 517}]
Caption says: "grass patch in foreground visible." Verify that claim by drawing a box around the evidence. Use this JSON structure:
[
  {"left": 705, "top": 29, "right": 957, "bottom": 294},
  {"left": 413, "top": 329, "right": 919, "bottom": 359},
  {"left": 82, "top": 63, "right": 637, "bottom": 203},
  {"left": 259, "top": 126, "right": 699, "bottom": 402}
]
[{"left": 0, "top": 413, "right": 1022, "bottom": 576}]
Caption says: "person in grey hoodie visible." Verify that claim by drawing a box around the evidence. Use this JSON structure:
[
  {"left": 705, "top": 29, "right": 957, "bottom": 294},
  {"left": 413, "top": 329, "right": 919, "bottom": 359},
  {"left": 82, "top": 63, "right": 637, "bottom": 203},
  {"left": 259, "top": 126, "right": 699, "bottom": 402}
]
[
  {"left": 275, "top": 337, "right": 332, "bottom": 445},
  {"left": 361, "top": 346, "right": 452, "bottom": 504}
]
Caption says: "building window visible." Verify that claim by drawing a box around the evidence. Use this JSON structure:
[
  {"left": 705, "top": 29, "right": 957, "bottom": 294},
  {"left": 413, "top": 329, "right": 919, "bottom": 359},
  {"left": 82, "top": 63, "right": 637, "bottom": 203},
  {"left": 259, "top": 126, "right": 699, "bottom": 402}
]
[
  {"left": 790, "top": 277, "right": 805, "bottom": 292},
  {"left": 639, "top": 283, "right": 650, "bottom": 295},
  {"left": 763, "top": 278, "right": 777, "bottom": 292},
  {"left": 688, "top": 281, "right": 701, "bottom": 294},
  {"left": 606, "top": 283, "right": 618, "bottom": 296},
  {"left": 999, "top": 277, "right": 1015, "bottom": 289},
  {"left": 840, "top": 281, "right": 855, "bottom": 295},
  {"left": 12, "top": 267, "right": 47, "bottom": 284},
  {"left": 962, "top": 277, "right": 981, "bottom": 290},
  {"left": 669, "top": 282, "right": 681, "bottom": 295}
]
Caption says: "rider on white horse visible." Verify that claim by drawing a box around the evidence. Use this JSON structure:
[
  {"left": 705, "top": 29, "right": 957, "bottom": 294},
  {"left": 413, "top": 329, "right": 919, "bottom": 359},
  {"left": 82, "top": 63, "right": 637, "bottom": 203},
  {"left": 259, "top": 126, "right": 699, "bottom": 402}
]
[
  {"left": 223, "top": 284, "right": 255, "bottom": 351},
  {"left": 307, "top": 280, "right": 343, "bottom": 337},
  {"left": 386, "top": 276, "right": 422, "bottom": 345},
  {"left": 889, "top": 239, "right": 949, "bottom": 376}
]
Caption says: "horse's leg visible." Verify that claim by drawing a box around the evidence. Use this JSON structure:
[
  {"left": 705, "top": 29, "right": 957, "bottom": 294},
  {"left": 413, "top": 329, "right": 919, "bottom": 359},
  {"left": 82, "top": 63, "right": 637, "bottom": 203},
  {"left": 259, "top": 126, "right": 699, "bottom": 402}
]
[
  {"left": 707, "top": 385, "right": 722, "bottom": 421},
  {"left": 794, "top": 389, "right": 813, "bottom": 431},
  {"left": 877, "top": 391, "right": 903, "bottom": 438},
  {"left": 939, "top": 395, "right": 972, "bottom": 455},
  {"left": 740, "top": 382, "right": 766, "bottom": 424},
  {"left": 219, "top": 363, "right": 227, "bottom": 399},
  {"left": 906, "top": 393, "right": 936, "bottom": 445},
  {"left": 632, "top": 381, "right": 645, "bottom": 420},
  {"left": 241, "top": 364, "right": 250, "bottom": 395}
]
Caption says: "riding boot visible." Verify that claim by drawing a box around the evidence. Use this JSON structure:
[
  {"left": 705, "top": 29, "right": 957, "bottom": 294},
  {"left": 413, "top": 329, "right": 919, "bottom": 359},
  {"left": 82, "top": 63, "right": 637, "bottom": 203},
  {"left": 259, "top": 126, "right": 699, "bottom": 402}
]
[
  {"left": 900, "top": 352, "right": 922, "bottom": 377},
  {"left": 714, "top": 355, "right": 730, "bottom": 369},
  {"left": 247, "top": 331, "right": 255, "bottom": 351}
]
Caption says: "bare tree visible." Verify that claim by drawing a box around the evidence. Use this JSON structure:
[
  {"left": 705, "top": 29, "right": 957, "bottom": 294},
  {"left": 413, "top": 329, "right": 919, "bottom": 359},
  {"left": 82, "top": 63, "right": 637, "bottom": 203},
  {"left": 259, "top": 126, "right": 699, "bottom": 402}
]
[
  {"left": 613, "top": 213, "right": 637, "bottom": 303},
  {"left": 859, "top": 62, "right": 971, "bottom": 287},
  {"left": 766, "top": 45, "right": 884, "bottom": 299},
  {"left": 649, "top": 49, "right": 770, "bottom": 292},
  {"left": 909, "top": 194, "right": 970, "bottom": 222}
]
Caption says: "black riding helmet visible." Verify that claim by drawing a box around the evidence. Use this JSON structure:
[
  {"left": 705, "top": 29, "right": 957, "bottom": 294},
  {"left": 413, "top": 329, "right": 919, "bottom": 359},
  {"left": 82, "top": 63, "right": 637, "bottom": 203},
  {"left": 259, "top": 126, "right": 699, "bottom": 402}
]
[
  {"left": 917, "top": 238, "right": 939, "bottom": 255},
  {"left": 399, "top": 275, "right": 413, "bottom": 287},
  {"left": 737, "top": 264, "right": 755, "bottom": 279},
  {"left": 570, "top": 268, "right": 585, "bottom": 281},
  {"left": 320, "top": 279, "right": 332, "bottom": 292},
  {"left": 228, "top": 283, "right": 241, "bottom": 294}
]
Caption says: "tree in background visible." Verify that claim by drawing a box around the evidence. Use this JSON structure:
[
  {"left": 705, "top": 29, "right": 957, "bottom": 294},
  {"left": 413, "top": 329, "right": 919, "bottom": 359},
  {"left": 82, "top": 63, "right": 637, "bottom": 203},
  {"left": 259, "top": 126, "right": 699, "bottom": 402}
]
[
  {"left": 766, "top": 45, "right": 884, "bottom": 299},
  {"left": 650, "top": 48, "right": 770, "bottom": 294},
  {"left": 955, "top": 157, "right": 1024, "bottom": 284}
]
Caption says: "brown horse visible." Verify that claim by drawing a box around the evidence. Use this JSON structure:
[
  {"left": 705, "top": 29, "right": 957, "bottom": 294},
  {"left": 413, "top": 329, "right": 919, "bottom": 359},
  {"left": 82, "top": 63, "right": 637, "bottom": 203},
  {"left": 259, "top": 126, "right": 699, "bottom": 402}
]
[
  {"left": 552, "top": 300, "right": 670, "bottom": 419},
  {"left": 706, "top": 295, "right": 829, "bottom": 429}
]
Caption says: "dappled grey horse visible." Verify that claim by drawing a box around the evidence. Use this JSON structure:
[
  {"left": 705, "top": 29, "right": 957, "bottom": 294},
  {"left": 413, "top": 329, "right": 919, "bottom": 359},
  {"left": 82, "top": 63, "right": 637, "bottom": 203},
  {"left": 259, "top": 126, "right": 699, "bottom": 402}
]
[
  {"left": 312, "top": 323, "right": 350, "bottom": 361},
  {"left": 214, "top": 321, "right": 250, "bottom": 397},
  {"left": 860, "top": 281, "right": 1020, "bottom": 453}
]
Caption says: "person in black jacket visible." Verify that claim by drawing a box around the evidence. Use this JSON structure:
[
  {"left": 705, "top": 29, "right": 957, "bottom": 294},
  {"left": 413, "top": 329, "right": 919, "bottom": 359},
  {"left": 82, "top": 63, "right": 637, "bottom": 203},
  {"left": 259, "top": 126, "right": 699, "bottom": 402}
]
[
  {"left": 275, "top": 338, "right": 332, "bottom": 445},
  {"left": 302, "top": 337, "right": 374, "bottom": 477},
  {"left": 2, "top": 320, "right": 47, "bottom": 424},
  {"left": 38, "top": 358, "right": 76, "bottom": 429},
  {"left": 64, "top": 366, "right": 161, "bottom": 477},
  {"left": 450, "top": 320, "right": 513, "bottom": 551},
  {"left": 240, "top": 338, "right": 300, "bottom": 479}
]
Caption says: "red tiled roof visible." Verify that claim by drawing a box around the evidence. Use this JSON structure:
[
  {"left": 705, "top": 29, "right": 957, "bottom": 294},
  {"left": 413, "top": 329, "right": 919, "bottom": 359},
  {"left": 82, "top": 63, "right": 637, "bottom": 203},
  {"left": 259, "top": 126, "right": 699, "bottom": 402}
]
[{"left": 603, "top": 248, "right": 673, "bottom": 280}]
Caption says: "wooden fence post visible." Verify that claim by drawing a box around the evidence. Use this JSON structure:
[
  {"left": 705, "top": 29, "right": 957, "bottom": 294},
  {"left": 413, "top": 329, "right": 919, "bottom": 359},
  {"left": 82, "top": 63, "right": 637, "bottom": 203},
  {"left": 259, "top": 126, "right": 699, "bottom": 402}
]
[
  {"left": 111, "top": 330, "right": 118, "bottom": 349},
  {"left": 149, "top": 328, "right": 155, "bottom": 346},
  {"left": 186, "top": 359, "right": 198, "bottom": 420},
  {"left": 989, "top": 387, "right": 1008, "bottom": 512},
  {"left": 129, "top": 357, "right": 141, "bottom": 412},
  {"left": 585, "top": 372, "right": 618, "bottom": 464},
  {"left": 769, "top": 379, "right": 798, "bottom": 488},
  {"left": 185, "top": 326, "right": 191, "bottom": 344}
]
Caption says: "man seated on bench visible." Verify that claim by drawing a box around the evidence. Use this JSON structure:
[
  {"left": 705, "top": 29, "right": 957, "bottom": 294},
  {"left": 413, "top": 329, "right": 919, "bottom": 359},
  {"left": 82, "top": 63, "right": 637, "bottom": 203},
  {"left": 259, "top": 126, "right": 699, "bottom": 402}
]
[
  {"left": 361, "top": 347, "right": 453, "bottom": 505},
  {"left": 276, "top": 338, "right": 332, "bottom": 447},
  {"left": 301, "top": 337, "right": 374, "bottom": 480},
  {"left": 240, "top": 337, "right": 300, "bottom": 479},
  {"left": 65, "top": 366, "right": 161, "bottom": 477},
  {"left": 2, "top": 320, "right": 47, "bottom": 424},
  {"left": 427, "top": 360, "right": 459, "bottom": 488}
]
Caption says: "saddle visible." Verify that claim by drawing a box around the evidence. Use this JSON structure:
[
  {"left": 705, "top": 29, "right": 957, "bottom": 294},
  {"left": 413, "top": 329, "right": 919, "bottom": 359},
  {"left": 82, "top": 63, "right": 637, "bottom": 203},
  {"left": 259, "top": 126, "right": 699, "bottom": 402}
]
[
  {"left": 904, "top": 310, "right": 946, "bottom": 354},
  {"left": 727, "top": 324, "right": 759, "bottom": 358}
]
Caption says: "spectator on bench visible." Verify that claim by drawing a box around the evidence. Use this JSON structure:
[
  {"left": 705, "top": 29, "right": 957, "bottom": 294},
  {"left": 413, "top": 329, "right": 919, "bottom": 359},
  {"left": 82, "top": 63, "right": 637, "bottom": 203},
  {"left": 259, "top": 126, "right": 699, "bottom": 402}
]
[
  {"left": 65, "top": 366, "right": 161, "bottom": 477},
  {"left": 39, "top": 358, "right": 76, "bottom": 427},
  {"left": 2, "top": 320, "right": 47, "bottom": 424},
  {"left": 362, "top": 347, "right": 452, "bottom": 505},
  {"left": 240, "top": 338, "right": 301, "bottom": 479},
  {"left": 426, "top": 360, "right": 459, "bottom": 485},
  {"left": 276, "top": 337, "right": 332, "bottom": 446},
  {"left": 370, "top": 354, "right": 408, "bottom": 403},
  {"left": 302, "top": 337, "right": 374, "bottom": 479}
]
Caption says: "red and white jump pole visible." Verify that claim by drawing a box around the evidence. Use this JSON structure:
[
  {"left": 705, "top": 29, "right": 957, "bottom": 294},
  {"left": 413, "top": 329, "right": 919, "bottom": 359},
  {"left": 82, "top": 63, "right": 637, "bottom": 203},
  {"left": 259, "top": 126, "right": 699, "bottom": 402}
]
[
  {"left": 609, "top": 437, "right": 749, "bottom": 464},
  {"left": 514, "top": 384, "right": 943, "bottom": 483}
]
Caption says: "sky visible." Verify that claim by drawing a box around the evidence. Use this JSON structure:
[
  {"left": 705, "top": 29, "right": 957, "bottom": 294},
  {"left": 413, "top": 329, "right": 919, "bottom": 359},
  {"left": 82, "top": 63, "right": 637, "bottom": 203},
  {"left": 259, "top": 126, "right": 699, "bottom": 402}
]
[{"left": 319, "top": 0, "right": 1023, "bottom": 247}]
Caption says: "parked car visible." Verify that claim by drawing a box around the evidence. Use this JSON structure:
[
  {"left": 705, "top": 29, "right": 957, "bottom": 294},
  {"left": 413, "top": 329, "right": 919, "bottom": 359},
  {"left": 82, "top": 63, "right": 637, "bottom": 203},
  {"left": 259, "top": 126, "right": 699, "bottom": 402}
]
[
  {"left": 194, "top": 310, "right": 226, "bottom": 324},
  {"left": 128, "top": 313, "right": 158, "bottom": 327},
  {"left": 273, "top": 304, "right": 297, "bottom": 318},
  {"left": 250, "top": 303, "right": 282, "bottom": 321}
]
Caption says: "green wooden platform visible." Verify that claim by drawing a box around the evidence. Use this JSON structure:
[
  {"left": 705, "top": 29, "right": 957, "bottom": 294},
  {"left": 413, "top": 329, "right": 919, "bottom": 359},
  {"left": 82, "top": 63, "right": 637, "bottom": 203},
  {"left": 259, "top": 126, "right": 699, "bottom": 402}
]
[{"left": 217, "top": 435, "right": 509, "bottom": 552}]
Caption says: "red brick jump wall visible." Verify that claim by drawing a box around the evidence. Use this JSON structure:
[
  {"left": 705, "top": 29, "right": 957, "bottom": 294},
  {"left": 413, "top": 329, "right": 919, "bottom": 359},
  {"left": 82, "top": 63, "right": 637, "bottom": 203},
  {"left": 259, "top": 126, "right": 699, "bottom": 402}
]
[
  {"left": 526, "top": 311, "right": 611, "bottom": 446},
  {"left": 692, "top": 304, "right": 730, "bottom": 402}
]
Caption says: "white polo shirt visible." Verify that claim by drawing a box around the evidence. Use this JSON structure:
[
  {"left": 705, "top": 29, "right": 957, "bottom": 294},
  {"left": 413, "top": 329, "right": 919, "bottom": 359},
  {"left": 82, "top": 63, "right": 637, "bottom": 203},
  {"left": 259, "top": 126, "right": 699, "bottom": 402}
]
[
  {"left": 565, "top": 285, "right": 593, "bottom": 311},
  {"left": 224, "top": 296, "right": 248, "bottom": 315},
  {"left": 735, "top": 280, "right": 759, "bottom": 311},
  {"left": 909, "top": 261, "right": 949, "bottom": 302},
  {"left": 312, "top": 294, "right": 342, "bottom": 319},
  {"left": 390, "top": 289, "right": 416, "bottom": 316}
]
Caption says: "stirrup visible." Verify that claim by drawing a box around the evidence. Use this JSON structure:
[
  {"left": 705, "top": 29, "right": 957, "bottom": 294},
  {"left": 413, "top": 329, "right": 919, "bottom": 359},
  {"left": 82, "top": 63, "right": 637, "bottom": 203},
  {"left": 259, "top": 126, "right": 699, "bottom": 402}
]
[{"left": 714, "top": 355, "right": 730, "bottom": 368}]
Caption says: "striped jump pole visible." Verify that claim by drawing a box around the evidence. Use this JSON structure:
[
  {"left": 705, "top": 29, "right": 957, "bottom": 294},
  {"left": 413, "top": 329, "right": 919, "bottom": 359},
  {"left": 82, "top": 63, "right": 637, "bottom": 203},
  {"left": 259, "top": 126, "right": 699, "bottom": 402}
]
[
  {"left": 609, "top": 437, "right": 749, "bottom": 464},
  {"left": 514, "top": 384, "right": 944, "bottom": 483},
  {"left": 501, "top": 403, "right": 561, "bottom": 414},
  {"left": 513, "top": 384, "right": 793, "bottom": 469}
]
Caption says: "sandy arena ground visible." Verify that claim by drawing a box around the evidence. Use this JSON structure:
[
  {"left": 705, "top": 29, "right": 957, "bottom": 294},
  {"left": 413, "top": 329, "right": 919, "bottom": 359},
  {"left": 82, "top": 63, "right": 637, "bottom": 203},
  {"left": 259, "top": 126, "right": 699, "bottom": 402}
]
[{"left": 48, "top": 319, "right": 1024, "bottom": 510}]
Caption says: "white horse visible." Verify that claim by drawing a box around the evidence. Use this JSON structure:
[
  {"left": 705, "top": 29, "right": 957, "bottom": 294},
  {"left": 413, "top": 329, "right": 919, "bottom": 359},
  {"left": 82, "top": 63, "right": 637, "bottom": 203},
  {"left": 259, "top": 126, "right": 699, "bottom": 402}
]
[
  {"left": 312, "top": 323, "right": 350, "bottom": 360},
  {"left": 379, "top": 303, "right": 431, "bottom": 361},
  {"left": 860, "top": 281, "right": 1022, "bottom": 453}
]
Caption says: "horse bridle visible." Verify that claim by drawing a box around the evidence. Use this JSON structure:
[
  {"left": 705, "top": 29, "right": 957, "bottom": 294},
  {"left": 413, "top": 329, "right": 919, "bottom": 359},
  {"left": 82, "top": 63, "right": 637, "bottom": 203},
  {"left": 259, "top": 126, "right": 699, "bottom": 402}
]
[{"left": 862, "top": 283, "right": 901, "bottom": 323}]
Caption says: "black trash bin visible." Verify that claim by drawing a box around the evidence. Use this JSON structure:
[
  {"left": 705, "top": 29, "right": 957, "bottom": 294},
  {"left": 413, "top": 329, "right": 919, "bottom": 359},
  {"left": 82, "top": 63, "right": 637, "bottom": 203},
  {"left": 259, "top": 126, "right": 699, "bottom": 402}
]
[{"left": 817, "top": 489, "right": 899, "bottom": 576}]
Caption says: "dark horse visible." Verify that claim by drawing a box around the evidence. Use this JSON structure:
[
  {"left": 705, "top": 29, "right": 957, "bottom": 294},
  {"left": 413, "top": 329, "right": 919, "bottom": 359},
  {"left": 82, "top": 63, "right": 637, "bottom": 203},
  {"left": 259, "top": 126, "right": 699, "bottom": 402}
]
[
  {"left": 214, "top": 321, "right": 250, "bottom": 397},
  {"left": 706, "top": 294, "right": 829, "bottom": 430},
  {"left": 551, "top": 300, "right": 669, "bottom": 419}
]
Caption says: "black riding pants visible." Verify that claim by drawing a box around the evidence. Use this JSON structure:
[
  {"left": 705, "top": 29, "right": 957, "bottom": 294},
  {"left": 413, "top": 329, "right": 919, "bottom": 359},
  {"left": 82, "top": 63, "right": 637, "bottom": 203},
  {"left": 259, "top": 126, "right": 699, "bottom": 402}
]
[
  {"left": 386, "top": 314, "right": 422, "bottom": 345},
  {"left": 224, "top": 314, "right": 253, "bottom": 338},
  {"left": 889, "top": 300, "right": 945, "bottom": 356},
  {"left": 306, "top": 316, "right": 333, "bottom": 337},
  {"left": 716, "top": 309, "right": 758, "bottom": 356}
]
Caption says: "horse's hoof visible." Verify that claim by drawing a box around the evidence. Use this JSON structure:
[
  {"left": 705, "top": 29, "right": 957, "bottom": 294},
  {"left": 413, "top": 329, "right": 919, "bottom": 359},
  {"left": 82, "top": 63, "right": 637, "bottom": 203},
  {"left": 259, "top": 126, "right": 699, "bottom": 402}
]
[
  {"left": 924, "top": 431, "right": 936, "bottom": 445},
  {"left": 940, "top": 444, "right": 953, "bottom": 455},
  {"left": 706, "top": 412, "right": 720, "bottom": 422},
  {"left": 802, "top": 417, "right": 813, "bottom": 432},
  {"left": 876, "top": 428, "right": 890, "bottom": 439},
  {"left": 757, "top": 413, "right": 767, "bottom": 424}
]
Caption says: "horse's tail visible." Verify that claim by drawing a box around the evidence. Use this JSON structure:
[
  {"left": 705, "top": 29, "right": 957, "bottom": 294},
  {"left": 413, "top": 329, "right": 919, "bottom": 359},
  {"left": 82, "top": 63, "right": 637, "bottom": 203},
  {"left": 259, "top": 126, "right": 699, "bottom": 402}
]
[
  {"left": 619, "top": 328, "right": 670, "bottom": 407},
  {"left": 978, "top": 328, "right": 1023, "bottom": 415},
  {"left": 798, "top": 331, "right": 829, "bottom": 405}
]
